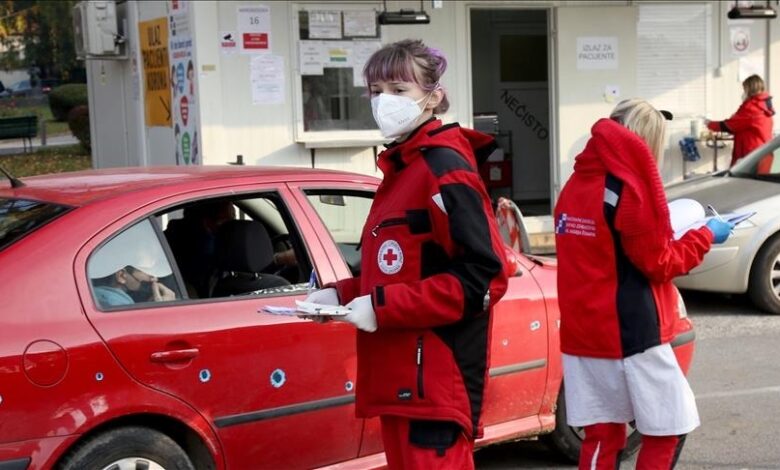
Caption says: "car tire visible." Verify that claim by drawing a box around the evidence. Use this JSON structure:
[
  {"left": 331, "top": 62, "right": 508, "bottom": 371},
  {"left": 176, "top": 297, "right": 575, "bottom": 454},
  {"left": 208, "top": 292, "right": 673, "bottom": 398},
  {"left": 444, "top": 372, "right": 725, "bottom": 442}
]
[
  {"left": 58, "top": 426, "right": 195, "bottom": 470},
  {"left": 748, "top": 234, "right": 780, "bottom": 314},
  {"left": 542, "top": 385, "right": 642, "bottom": 463}
]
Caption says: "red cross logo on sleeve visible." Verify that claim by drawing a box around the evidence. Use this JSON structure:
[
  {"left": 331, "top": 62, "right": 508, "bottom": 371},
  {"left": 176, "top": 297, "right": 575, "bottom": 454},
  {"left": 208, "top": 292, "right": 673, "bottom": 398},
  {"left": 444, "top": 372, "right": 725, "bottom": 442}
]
[{"left": 377, "top": 240, "right": 404, "bottom": 275}]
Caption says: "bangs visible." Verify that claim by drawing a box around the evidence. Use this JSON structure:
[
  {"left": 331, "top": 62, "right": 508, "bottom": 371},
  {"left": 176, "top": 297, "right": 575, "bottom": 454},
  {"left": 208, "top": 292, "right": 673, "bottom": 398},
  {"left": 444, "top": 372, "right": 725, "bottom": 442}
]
[{"left": 363, "top": 46, "right": 420, "bottom": 87}]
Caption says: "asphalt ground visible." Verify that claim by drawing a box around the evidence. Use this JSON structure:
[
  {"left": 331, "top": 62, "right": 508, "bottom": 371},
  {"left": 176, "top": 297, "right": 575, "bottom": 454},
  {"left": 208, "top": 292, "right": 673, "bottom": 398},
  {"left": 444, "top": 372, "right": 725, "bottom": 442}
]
[{"left": 475, "top": 290, "right": 780, "bottom": 469}]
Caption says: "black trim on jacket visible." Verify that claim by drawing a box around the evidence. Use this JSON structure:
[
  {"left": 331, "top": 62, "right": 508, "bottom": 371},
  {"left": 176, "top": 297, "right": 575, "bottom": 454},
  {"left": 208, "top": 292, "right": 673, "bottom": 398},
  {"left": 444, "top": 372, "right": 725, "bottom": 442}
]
[{"left": 604, "top": 174, "right": 662, "bottom": 357}]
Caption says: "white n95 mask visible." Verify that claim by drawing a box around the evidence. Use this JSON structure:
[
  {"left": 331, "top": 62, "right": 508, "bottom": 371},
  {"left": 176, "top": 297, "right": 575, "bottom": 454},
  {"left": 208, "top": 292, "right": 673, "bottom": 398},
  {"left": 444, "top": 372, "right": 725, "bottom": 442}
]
[{"left": 371, "top": 93, "right": 430, "bottom": 139}]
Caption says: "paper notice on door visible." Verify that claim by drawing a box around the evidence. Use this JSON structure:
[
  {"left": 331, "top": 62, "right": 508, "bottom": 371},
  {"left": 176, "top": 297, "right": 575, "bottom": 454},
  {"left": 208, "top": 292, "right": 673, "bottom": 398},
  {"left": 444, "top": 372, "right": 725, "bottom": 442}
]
[{"left": 237, "top": 4, "right": 271, "bottom": 54}]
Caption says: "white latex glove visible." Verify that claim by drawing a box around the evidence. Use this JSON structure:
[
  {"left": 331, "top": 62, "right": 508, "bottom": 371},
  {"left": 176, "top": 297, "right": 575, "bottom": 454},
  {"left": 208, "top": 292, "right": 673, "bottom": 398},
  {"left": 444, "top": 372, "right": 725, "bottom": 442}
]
[
  {"left": 342, "top": 295, "right": 377, "bottom": 333},
  {"left": 300, "top": 288, "right": 340, "bottom": 323},
  {"left": 304, "top": 287, "right": 339, "bottom": 305}
]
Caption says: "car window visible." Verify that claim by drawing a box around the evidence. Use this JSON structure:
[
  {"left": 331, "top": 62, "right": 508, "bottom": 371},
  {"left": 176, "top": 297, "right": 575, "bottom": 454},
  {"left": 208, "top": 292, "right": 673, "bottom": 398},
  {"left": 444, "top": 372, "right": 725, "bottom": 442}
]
[
  {"left": 304, "top": 190, "right": 374, "bottom": 276},
  {"left": 731, "top": 137, "right": 780, "bottom": 179},
  {"left": 88, "top": 219, "right": 182, "bottom": 311},
  {"left": 0, "top": 198, "right": 71, "bottom": 251},
  {"left": 159, "top": 192, "right": 313, "bottom": 300}
]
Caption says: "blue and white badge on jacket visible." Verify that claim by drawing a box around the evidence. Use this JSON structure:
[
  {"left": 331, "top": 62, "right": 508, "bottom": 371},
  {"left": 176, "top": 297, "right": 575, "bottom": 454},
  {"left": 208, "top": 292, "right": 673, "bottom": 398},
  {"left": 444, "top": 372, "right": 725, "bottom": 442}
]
[{"left": 378, "top": 240, "right": 404, "bottom": 275}]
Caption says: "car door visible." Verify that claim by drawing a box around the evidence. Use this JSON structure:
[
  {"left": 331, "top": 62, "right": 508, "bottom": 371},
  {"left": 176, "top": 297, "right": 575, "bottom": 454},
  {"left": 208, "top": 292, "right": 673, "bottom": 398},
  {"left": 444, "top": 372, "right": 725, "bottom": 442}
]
[
  {"left": 76, "top": 184, "right": 362, "bottom": 469},
  {"left": 288, "top": 182, "right": 549, "bottom": 456}
]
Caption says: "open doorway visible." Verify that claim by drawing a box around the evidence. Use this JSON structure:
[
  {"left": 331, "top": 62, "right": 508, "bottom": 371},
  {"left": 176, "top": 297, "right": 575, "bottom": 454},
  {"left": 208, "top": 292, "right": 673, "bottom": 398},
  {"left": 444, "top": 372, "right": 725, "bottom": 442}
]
[{"left": 471, "top": 9, "right": 552, "bottom": 216}]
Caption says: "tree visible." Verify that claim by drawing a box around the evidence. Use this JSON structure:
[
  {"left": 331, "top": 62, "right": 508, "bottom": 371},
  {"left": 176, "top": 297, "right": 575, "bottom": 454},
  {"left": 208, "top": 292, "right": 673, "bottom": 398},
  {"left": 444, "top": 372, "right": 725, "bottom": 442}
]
[{"left": 0, "top": 0, "right": 84, "bottom": 81}]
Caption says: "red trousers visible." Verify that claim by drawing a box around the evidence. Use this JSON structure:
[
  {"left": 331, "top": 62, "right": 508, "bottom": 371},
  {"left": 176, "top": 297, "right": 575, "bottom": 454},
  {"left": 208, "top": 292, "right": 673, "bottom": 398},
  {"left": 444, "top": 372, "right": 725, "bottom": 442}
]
[
  {"left": 579, "top": 423, "right": 687, "bottom": 470},
  {"left": 380, "top": 416, "right": 474, "bottom": 470}
]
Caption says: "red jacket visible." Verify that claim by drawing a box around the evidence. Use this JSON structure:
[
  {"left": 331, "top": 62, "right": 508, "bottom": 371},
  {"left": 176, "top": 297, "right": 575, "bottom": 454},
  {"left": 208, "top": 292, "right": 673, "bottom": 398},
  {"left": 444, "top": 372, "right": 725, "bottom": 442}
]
[
  {"left": 333, "top": 118, "right": 508, "bottom": 438},
  {"left": 708, "top": 92, "right": 775, "bottom": 168},
  {"left": 554, "top": 119, "right": 713, "bottom": 359}
]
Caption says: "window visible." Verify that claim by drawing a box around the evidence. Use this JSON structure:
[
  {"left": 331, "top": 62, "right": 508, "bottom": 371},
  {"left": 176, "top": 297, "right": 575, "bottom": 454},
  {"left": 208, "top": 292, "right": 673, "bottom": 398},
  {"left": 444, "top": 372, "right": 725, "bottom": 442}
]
[
  {"left": 0, "top": 198, "right": 70, "bottom": 251},
  {"left": 293, "top": 4, "right": 384, "bottom": 140},
  {"left": 88, "top": 219, "right": 182, "bottom": 311},
  {"left": 160, "top": 193, "right": 313, "bottom": 300},
  {"left": 305, "top": 190, "right": 374, "bottom": 276}
]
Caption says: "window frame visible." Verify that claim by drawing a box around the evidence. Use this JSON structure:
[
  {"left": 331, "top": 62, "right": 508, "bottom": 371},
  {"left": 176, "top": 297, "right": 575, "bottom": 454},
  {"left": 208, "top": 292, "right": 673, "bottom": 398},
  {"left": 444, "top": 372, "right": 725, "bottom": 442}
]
[{"left": 289, "top": 1, "right": 387, "bottom": 148}]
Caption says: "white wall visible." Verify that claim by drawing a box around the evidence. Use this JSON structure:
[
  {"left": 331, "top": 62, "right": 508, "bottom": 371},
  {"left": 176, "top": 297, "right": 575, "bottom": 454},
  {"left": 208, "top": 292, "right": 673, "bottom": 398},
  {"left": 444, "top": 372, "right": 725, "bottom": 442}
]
[{"left": 192, "top": 0, "right": 465, "bottom": 176}]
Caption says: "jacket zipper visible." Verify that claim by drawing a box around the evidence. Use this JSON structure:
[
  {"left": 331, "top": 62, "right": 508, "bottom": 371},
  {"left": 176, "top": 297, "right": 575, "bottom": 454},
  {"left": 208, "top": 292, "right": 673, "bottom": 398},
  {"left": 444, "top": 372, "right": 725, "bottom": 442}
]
[
  {"left": 371, "top": 217, "right": 407, "bottom": 237},
  {"left": 416, "top": 336, "right": 425, "bottom": 399}
]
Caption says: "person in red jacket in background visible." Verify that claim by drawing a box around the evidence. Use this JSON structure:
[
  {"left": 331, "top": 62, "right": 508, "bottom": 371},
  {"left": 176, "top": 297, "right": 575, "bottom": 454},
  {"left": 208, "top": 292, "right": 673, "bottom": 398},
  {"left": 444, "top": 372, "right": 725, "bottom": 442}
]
[
  {"left": 554, "top": 99, "right": 735, "bottom": 470},
  {"left": 706, "top": 74, "right": 775, "bottom": 173},
  {"left": 301, "top": 39, "right": 509, "bottom": 469}
]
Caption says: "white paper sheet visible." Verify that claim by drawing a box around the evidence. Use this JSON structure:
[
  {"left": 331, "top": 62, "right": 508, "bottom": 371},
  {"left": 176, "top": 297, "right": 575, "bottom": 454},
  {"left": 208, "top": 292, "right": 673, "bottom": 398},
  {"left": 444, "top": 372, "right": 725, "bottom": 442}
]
[
  {"left": 309, "top": 10, "right": 342, "bottom": 39},
  {"left": 351, "top": 41, "right": 382, "bottom": 87},
  {"left": 238, "top": 4, "right": 271, "bottom": 54},
  {"left": 299, "top": 41, "right": 326, "bottom": 75},
  {"left": 344, "top": 10, "right": 377, "bottom": 37},
  {"left": 250, "top": 54, "right": 284, "bottom": 105}
]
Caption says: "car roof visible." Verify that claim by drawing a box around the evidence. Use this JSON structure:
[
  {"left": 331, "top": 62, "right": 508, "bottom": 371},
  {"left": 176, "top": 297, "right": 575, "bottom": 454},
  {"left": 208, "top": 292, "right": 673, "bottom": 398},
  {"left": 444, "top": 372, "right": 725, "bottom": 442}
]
[{"left": 0, "top": 165, "right": 378, "bottom": 206}]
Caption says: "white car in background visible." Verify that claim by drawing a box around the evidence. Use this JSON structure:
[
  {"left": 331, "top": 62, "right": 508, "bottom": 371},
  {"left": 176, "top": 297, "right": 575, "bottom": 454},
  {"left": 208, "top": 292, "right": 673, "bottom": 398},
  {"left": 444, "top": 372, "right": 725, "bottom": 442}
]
[{"left": 666, "top": 134, "right": 780, "bottom": 314}]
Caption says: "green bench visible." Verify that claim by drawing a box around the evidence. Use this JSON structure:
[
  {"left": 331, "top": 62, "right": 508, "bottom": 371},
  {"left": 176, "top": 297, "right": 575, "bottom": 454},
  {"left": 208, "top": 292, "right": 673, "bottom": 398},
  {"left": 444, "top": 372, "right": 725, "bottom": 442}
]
[{"left": 0, "top": 115, "right": 38, "bottom": 153}]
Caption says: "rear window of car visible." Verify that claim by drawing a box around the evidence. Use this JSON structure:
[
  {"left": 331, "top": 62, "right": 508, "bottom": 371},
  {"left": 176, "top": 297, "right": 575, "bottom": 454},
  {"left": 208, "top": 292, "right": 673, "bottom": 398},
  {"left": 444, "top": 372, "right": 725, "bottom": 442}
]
[{"left": 0, "top": 198, "right": 71, "bottom": 251}]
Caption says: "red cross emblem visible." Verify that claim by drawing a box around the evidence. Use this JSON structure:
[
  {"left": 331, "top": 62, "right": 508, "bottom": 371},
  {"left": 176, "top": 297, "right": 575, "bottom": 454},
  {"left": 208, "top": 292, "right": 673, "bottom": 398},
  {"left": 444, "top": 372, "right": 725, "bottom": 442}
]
[{"left": 377, "top": 240, "right": 403, "bottom": 275}]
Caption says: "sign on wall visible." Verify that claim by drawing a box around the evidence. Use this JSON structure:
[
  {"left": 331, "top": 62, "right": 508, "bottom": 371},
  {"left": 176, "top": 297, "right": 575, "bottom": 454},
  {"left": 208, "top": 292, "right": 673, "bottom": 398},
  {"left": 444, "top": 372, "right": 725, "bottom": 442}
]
[
  {"left": 238, "top": 4, "right": 271, "bottom": 54},
  {"left": 169, "top": 0, "right": 200, "bottom": 164},
  {"left": 576, "top": 36, "right": 618, "bottom": 70},
  {"left": 139, "top": 17, "right": 172, "bottom": 127}
]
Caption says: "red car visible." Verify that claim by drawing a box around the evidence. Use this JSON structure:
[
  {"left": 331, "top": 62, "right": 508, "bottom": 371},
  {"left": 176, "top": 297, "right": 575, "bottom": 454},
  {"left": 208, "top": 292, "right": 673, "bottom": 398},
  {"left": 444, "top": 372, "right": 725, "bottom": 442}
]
[{"left": 0, "top": 167, "right": 696, "bottom": 470}]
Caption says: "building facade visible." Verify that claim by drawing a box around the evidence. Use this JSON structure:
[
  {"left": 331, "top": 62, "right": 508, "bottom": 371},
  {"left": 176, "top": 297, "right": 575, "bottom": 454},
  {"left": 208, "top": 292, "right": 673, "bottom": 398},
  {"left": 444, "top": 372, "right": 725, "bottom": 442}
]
[{"left": 86, "top": 0, "right": 780, "bottom": 230}]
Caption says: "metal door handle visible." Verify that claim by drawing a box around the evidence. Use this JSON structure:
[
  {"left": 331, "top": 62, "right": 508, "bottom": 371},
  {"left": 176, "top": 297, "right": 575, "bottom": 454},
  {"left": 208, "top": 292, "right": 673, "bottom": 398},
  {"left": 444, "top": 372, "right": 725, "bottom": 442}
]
[{"left": 150, "top": 348, "right": 199, "bottom": 363}]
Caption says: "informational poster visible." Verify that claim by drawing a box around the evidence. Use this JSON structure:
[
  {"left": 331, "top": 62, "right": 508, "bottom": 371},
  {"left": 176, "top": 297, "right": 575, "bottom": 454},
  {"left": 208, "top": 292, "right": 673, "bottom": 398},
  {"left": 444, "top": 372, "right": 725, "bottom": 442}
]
[
  {"left": 169, "top": 0, "right": 200, "bottom": 164},
  {"left": 299, "top": 41, "right": 326, "bottom": 75},
  {"left": 139, "top": 17, "right": 172, "bottom": 127},
  {"left": 220, "top": 31, "right": 238, "bottom": 55},
  {"left": 343, "top": 11, "right": 376, "bottom": 37},
  {"left": 730, "top": 26, "right": 751, "bottom": 56},
  {"left": 324, "top": 41, "right": 352, "bottom": 68},
  {"left": 238, "top": 4, "right": 271, "bottom": 54},
  {"left": 309, "top": 10, "right": 342, "bottom": 39},
  {"left": 251, "top": 54, "right": 285, "bottom": 105},
  {"left": 576, "top": 37, "right": 618, "bottom": 70},
  {"left": 351, "top": 41, "right": 382, "bottom": 86}
]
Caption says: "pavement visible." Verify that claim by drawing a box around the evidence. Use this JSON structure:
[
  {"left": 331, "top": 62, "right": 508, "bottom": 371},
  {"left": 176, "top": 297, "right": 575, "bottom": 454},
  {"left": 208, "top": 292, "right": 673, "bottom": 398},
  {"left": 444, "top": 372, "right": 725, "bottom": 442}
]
[{"left": 0, "top": 133, "right": 78, "bottom": 156}]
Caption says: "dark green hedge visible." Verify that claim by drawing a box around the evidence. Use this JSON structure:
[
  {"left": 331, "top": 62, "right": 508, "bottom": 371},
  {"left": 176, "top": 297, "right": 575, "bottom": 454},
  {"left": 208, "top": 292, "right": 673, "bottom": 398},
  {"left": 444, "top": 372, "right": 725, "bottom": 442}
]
[
  {"left": 49, "top": 84, "right": 88, "bottom": 121},
  {"left": 68, "top": 105, "right": 90, "bottom": 152}
]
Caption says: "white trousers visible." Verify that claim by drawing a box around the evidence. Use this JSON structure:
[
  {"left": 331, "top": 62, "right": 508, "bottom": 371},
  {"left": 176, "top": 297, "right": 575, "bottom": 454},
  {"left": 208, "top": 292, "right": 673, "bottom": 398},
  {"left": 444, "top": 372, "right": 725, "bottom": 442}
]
[{"left": 563, "top": 343, "right": 700, "bottom": 436}]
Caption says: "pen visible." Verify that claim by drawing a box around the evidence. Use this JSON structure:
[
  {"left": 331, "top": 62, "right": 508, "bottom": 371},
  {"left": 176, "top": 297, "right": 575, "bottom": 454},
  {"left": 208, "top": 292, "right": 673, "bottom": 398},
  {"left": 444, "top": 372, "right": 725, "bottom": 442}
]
[
  {"left": 308, "top": 269, "right": 317, "bottom": 295},
  {"left": 707, "top": 204, "right": 725, "bottom": 222},
  {"left": 708, "top": 204, "right": 734, "bottom": 235}
]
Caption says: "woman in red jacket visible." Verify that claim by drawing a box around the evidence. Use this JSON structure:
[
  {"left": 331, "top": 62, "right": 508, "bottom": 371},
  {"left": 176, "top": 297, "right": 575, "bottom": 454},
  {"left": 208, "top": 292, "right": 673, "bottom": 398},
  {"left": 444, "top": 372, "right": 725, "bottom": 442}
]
[
  {"left": 706, "top": 74, "right": 775, "bottom": 172},
  {"left": 554, "top": 99, "right": 734, "bottom": 469},
  {"left": 303, "top": 39, "right": 508, "bottom": 469}
]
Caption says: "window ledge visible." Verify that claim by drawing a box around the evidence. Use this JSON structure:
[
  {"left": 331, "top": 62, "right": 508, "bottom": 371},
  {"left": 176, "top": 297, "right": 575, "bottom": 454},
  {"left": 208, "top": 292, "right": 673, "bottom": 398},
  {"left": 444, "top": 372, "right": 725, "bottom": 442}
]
[{"left": 297, "top": 133, "right": 388, "bottom": 149}]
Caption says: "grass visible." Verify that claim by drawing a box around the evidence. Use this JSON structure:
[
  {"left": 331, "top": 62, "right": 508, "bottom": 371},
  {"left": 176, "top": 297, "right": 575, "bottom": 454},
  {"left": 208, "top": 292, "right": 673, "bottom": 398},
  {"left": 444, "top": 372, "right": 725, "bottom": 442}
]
[
  {"left": 0, "top": 101, "right": 72, "bottom": 136},
  {"left": 0, "top": 144, "right": 91, "bottom": 177}
]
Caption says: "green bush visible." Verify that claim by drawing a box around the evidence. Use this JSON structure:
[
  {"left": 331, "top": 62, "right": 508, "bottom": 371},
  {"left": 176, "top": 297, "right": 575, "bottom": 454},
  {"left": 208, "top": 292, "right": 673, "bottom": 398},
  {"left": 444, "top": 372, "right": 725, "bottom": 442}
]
[
  {"left": 49, "top": 84, "right": 88, "bottom": 121},
  {"left": 68, "top": 105, "right": 90, "bottom": 152}
]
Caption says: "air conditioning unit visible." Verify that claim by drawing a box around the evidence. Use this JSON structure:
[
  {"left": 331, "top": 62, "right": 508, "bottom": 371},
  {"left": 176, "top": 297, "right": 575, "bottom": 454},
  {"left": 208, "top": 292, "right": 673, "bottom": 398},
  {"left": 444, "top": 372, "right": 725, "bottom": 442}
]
[{"left": 73, "top": 1, "right": 123, "bottom": 59}]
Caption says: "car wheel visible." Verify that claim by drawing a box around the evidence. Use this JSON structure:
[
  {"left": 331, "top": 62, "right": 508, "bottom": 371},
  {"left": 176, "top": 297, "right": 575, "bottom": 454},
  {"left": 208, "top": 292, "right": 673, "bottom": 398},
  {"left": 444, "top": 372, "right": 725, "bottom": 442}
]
[
  {"left": 748, "top": 234, "right": 780, "bottom": 314},
  {"left": 542, "top": 385, "right": 642, "bottom": 463},
  {"left": 58, "top": 426, "right": 195, "bottom": 470}
]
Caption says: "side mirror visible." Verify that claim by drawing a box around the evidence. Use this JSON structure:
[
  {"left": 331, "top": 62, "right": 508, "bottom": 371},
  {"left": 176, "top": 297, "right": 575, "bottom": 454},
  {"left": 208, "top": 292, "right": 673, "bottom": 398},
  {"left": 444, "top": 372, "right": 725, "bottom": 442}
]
[{"left": 319, "top": 195, "right": 345, "bottom": 206}]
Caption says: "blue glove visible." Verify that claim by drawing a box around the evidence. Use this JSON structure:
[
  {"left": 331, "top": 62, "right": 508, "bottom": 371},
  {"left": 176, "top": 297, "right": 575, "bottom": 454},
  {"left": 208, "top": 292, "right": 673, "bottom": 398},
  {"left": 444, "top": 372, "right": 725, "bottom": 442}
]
[{"left": 705, "top": 218, "right": 735, "bottom": 244}]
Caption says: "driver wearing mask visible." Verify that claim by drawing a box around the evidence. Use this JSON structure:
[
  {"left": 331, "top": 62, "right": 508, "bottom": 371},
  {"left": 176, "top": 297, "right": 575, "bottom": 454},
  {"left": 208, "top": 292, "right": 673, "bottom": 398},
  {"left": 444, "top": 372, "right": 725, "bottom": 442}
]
[{"left": 88, "top": 222, "right": 178, "bottom": 308}]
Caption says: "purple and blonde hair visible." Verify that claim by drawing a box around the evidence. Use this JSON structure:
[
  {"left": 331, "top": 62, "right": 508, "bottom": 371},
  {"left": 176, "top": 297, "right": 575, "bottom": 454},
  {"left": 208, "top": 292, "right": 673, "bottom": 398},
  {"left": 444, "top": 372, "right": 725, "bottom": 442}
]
[{"left": 363, "top": 39, "right": 450, "bottom": 114}]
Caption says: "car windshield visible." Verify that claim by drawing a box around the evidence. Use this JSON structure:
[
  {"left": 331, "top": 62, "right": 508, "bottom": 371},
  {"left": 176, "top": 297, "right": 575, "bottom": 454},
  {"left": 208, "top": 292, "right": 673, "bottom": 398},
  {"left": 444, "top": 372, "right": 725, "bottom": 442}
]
[
  {"left": 0, "top": 198, "right": 71, "bottom": 251},
  {"left": 729, "top": 135, "right": 780, "bottom": 182}
]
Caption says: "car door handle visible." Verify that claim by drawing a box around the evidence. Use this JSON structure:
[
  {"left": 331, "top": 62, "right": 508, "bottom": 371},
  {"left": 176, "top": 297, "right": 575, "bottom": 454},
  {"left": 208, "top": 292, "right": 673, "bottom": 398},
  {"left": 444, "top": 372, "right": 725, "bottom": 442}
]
[{"left": 150, "top": 348, "right": 200, "bottom": 363}]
